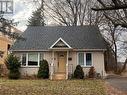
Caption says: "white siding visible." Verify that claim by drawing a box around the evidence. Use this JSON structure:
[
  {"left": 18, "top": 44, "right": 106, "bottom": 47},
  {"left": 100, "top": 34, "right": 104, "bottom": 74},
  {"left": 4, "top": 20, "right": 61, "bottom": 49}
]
[
  {"left": 15, "top": 51, "right": 106, "bottom": 77},
  {"left": 68, "top": 52, "right": 106, "bottom": 77}
]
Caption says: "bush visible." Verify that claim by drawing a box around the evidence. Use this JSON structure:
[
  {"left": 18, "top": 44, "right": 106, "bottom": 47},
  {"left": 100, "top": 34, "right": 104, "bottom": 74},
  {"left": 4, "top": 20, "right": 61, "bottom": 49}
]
[
  {"left": 37, "top": 60, "right": 49, "bottom": 79},
  {"left": 74, "top": 65, "right": 84, "bottom": 79},
  {"left": 8, "top": 70, "right": 20, "bottom": 79},
  {"left": 5, "top": 54, "right": 21, "bottom": 79},
  {"left": 88, "top": 66, "right": 96, "bottom": 78}
]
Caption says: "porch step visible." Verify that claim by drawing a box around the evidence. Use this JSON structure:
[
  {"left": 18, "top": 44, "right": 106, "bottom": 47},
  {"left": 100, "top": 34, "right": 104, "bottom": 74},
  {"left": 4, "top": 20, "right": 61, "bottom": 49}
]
[{"left": 53, "top": 73, "right": 66, "bottom": 80}]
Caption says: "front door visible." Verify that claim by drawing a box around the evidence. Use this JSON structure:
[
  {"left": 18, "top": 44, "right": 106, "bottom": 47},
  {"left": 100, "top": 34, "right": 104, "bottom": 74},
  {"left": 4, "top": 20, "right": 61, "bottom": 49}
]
[{"left": 58, "top": 52, "right": 66, "bottom": 73}]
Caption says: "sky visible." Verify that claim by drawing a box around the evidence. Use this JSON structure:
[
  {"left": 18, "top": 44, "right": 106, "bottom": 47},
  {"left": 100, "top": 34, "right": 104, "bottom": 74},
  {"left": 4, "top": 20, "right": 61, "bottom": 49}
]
[{"left": 3, "top": 0, "right": 39, "bottom": 31}]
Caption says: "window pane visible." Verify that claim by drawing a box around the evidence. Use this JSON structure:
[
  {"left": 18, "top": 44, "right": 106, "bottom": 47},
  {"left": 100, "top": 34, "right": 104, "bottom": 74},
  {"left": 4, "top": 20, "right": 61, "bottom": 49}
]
[
  {"left": 28, "top": 54, "right": 38, "bottom": 66},
  {"left": 7, "top": 44, "right": 11, "bottom": 50},
  {"left": 22, "top": 54, "right": 26, "bottom": 66},
  {"left": 86, "top": 53, "right": 92, "bottom": 66},
  {"left": 78, "top": 53, "right": 84, "bottom": 66}
]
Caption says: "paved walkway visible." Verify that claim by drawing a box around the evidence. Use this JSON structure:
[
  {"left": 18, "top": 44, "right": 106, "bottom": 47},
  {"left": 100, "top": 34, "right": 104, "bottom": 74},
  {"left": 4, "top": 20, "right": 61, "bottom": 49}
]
[{"left": 106, "top": 75, "right": 127, "bottom": 92}]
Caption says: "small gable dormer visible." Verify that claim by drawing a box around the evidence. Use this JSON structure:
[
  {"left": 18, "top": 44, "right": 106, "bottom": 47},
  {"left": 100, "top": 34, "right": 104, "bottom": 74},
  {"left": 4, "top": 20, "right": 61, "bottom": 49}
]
[{"left": 50, "top": 38, "right": 72, "bottom": 49}]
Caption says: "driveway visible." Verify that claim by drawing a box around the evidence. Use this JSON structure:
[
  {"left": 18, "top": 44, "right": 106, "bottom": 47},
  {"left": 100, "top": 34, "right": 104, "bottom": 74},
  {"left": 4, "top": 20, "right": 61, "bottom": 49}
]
[{"left": 106, "top": 75, "right": 127, "bottom": 92}]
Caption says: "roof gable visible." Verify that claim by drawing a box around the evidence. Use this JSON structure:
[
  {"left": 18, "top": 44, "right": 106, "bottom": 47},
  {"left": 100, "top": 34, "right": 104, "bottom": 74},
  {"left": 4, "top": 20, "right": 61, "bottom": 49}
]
[{"left": 50, "top": 37, "right": 72, "bottom": 49}]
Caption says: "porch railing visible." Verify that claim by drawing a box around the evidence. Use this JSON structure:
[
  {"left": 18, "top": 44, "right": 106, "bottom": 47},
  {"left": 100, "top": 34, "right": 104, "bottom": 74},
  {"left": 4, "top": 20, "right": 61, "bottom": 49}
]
[
  {"left": 50, "top": 63, "right": 54, "bottom": 80},
  {"left": 50, "top": 63, "right": 73, "bottom": 79},
  {"left": 66, "top": 63, "right": 73, "bottom": 79},
  {"left": 68, "top": 64, "right": 73, "bottom": 74}
]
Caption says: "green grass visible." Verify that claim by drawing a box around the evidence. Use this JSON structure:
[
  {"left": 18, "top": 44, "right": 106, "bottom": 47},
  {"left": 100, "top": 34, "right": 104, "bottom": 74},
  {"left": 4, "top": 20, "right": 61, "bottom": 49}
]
[{"left": 0, "top": 79, "right": 106, "bottom": 95}]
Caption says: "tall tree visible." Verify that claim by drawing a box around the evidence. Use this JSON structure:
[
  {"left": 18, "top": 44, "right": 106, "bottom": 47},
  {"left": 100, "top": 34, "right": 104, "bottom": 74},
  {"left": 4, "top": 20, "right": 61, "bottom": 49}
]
[
  {"left": 92, "top": 0, "right": 127, "bottom": 72},
  {"left": 30, "top": 0, "right": 104, "bottom": 26},
  {"left": 44, "top": 0, "right": 103, "bottom": 26},
  {"left": 101, "top": 19, "right": 122, "bottom": 72},
  {"left": 28, "top": 0, "right": 45, "bottom": 26},
  {"left": 92, "top": 0, "right": 127, "bottom": 28}
]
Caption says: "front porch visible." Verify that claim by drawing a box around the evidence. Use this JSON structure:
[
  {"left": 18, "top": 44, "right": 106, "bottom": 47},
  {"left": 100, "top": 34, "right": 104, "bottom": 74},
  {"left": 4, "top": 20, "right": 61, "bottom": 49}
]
[
  {"left": 50, "top": 51, "right": 70, "bottom": 80},
  {"left": 49, "top": 37, "right": 73, "bottom": 80}
]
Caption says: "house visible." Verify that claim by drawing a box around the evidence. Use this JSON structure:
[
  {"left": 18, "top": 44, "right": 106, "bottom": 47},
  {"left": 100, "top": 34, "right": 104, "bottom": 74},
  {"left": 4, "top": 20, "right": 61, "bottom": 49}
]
[
  {"left": 0, "top": 26, "right": 22, "bottom": 65},
  {"left": 0, "top": 36, "right": 11, "bottom": 64},
  {"left": 10, "top": 26, "right": 107, "bottom": 80},
  {"left": 0, "top": 26, "right": 22, "bottom": 76}
]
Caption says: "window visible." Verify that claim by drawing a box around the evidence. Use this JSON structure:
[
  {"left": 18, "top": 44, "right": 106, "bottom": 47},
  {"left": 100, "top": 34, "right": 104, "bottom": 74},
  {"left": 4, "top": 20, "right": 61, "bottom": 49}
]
[
  {"left": 22, "top": 54, "right": 26, "bottom": 66},
  {"left": 7, "top": 44, "right": 11, "bottom": 50},
  {"left": 28, "top": 54, "right": 38, "bottom": 66},
  {"left": 78, "top": 52, "right": 92, "bottom": 67},
  {"left": 78, "top": 53, "right": 84, "bottom": 66},
  {"left": 0, "top": 51, "right": 4, "bottom": 58},
  {"left": 20, "top": 53, "right": 43, "bottom": 67},
  {"left": 86, "top": 53, "right": 92, "bottom": 66}
]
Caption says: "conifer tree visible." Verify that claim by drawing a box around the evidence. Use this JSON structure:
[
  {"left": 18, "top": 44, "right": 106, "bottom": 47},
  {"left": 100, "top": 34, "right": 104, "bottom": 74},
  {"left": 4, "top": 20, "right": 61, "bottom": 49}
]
[{"left": 28, "top": 1, "right": 45, "bottom": 26}]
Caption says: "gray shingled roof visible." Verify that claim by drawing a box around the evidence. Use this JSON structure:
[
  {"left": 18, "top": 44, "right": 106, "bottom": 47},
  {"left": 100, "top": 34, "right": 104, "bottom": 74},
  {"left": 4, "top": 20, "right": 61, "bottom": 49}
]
[{"left": 11, "top": 26, "right": 106, "bottom": 51}]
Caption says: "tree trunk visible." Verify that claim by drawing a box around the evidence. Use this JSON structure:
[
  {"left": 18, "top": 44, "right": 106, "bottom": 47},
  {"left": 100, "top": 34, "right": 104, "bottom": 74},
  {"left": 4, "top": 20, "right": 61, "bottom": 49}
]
[
  {"left": 112, "top": 26, "right": 118, "bottom": 72},
  {"left": 114, "top": 43, "right": 118, "bottom": 72}
]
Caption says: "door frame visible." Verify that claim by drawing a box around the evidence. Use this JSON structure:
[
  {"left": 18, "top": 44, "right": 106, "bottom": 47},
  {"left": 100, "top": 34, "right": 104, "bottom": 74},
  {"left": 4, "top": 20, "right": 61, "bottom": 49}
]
[{"left": 57, "top": 51, "right": 67, "bottom": 73}]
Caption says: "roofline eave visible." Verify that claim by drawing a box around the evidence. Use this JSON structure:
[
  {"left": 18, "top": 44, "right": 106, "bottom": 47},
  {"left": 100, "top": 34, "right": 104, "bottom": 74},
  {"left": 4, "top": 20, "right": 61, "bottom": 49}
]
[{"left": 10, "top": 48, "right": 107, "bottom": 52}]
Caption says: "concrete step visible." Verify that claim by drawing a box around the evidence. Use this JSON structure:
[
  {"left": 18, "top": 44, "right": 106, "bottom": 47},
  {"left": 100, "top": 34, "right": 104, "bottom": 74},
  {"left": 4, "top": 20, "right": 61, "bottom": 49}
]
[{"left": 53, "top": 73, "right": 66, "bottom": 80}]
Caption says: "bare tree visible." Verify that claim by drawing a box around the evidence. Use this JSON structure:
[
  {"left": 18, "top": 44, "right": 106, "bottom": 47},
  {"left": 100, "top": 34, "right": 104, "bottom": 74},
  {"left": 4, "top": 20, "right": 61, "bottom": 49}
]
[
  {"left": 101, "top": 19, "right": 123, "bottom": 72},
  {"left": 43, "top": 0, "right": 104, "bottom": 26},
  {"left": 119, "top": 35, "right": 127, "bottom": 72},
  {"left": 92, "top": 0, "right": 127, "bottom": 28},
  {"left": 92, "top": 0, "right": 127, "bottom": 11},
  {"left": 92, "top": 0, "right": 127, "bottom": 72},
  {"left": 29, "top": 0, "right": 105, "bottom": 26}
]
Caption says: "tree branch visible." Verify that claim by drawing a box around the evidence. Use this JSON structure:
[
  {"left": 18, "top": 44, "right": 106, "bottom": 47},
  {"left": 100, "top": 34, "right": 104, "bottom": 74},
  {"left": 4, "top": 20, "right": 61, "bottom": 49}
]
[{"left": 92, "top": 4, "right": 127, "bottom": 11}]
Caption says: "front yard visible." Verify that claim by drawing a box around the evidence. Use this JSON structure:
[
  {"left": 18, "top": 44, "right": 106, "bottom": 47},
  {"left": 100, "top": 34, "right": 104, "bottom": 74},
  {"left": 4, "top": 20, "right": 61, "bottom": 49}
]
[{"left": 0, "top": 79, "right": 106, "bottom": 95}]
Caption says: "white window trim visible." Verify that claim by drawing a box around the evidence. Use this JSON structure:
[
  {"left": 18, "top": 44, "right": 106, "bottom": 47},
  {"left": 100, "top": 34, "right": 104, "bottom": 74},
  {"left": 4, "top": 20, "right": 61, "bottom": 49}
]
[
  {"left": 38, "top": 53, "right": 40, "bottom": 67},
  {"left": 77, "top": 52, "right": 84, "bottom": 66},
  {"left": 20, "top": 53, "right": 27, "bottom": 67},
  {"left": 21, "top": 53, "right": 41, "bottom": 67},
  {"left": 26, "top": 53, "right": 28, "bottom": 67},
  {"left": 50, "top": 37, "right": 72, "bottom": 49},
  {"left": 77, "top": 52, "right": 93, "bottom": 67}
]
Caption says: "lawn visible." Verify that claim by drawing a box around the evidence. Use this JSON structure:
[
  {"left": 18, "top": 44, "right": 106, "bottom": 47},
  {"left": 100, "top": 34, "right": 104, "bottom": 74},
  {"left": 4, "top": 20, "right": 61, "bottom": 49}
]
[{"left": 0, "top": 79, "right": 106, "bottom": 95}]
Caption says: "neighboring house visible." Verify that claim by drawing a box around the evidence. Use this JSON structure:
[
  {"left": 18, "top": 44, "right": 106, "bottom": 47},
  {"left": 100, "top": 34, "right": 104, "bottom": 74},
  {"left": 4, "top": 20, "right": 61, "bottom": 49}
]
[
  {"left": 0, "top": 27, "right": 22, "bottom": 65},
  {"left": 0, "top": 36, "right": 11, "bottom": 64},
  {"left": 10, "top": 26, "right": 107, "bottom": 80}
]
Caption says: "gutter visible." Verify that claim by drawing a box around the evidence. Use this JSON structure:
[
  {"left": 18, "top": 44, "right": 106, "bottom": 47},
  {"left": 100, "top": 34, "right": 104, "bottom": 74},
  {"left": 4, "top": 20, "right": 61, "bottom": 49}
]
[{"left": 10, "top": 48, "right": 107, "bottom": 52}]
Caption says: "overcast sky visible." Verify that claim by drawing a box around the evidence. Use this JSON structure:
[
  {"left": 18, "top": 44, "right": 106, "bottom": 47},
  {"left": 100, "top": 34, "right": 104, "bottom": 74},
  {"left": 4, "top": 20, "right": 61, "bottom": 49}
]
[{"left": 3, "top": 0, "right": 39, "bottom": 31}]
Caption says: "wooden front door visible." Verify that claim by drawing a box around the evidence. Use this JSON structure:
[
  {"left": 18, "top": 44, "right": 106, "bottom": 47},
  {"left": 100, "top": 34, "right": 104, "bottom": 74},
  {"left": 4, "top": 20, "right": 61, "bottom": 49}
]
[{"left": 58, "top": 52, "right": 66, "bottom": 73}]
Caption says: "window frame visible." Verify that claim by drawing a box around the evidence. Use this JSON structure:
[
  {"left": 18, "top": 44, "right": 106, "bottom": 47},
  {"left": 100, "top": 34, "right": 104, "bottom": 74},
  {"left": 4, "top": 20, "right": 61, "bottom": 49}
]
[
  {"left": 86, "top": 53, "right": 92, "bottom": 66},
  {"left": 28, "top": 53, "right": 39, "bottom": 66},
  {"left": 78, "top": 52, "right": 85, "bottom": 66},
  {"left": 21, "top": 53, "right": 42, "bottom": 67},
  {"left": 21, "top": 53, "right": 26, "bottom": 66},
  {"left": 77, "top": 52, "right": 93, "bottom": 67}
]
